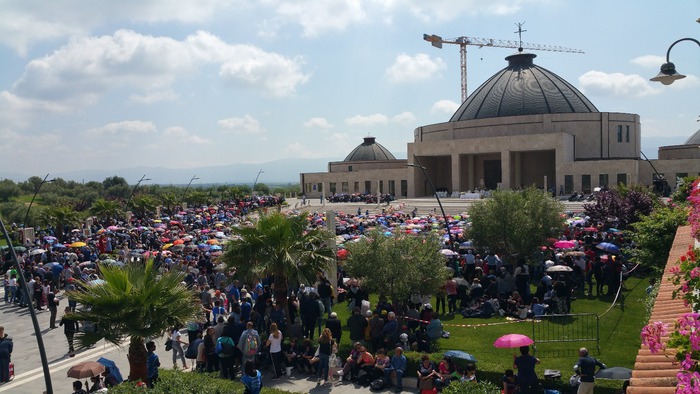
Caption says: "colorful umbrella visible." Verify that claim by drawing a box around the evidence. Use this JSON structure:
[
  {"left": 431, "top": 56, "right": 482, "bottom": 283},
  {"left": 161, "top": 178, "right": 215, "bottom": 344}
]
[
  {"left": 596, "top": 242, "right": 620, "bottom": 254},
  {"left": 553, "top": 240, "right": 575, "bottom": 249},
  {"left": 70, "top": 241, "right": 87, "bottom": 248},
  {"left": 493, "top": 334, "right": 534, "bottom": 349}
]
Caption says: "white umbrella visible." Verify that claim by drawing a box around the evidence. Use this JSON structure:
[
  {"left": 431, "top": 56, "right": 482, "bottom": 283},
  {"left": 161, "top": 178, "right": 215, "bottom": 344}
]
[
  {"left": 30, "top": 248, "right": 47, "bottom": 256},
  {"left": 440, "top": 249, "right": 458, "bottom": 257}
]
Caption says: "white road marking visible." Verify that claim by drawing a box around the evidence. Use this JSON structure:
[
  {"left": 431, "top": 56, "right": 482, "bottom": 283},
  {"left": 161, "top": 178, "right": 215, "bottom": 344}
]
[{"left": 0, "top": 343, "right": 120, "bottom": 392}]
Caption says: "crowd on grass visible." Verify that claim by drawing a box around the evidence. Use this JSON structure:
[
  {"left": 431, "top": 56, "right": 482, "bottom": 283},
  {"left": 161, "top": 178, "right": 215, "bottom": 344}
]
[{"left": 1, "top": 198, "right": 626, "bottom": 393}]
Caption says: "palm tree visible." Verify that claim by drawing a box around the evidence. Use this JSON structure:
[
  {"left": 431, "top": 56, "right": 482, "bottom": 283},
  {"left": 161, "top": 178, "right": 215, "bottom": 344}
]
[
  {"left": 67, "top": 260, "right": 199, "bottom": 382},
  {"left": 89, "top": 198, "right": 123, "bottom": 224},
  {"left": 38, "top": 205, "right": 83, "bottom": 243},
  {"left": 159, "top": 192, "right": 178, "bottom": 215},
  {"left": 128, "top": 195, "right": 158, "bottom": 220},
  {"left": 221, "top": 211, "right": 335, "bottom": 324}
]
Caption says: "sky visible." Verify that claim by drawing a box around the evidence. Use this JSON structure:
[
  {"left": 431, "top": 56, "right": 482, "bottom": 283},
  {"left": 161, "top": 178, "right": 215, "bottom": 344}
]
[{"left": 1, "top": 0, "right": 699, "bottom": 183}]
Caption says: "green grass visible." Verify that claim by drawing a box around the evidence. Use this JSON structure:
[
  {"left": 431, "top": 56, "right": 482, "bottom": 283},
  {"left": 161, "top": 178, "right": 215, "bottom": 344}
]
[{"left": 331, "top": 275, "right": 650, "bottom": 393}]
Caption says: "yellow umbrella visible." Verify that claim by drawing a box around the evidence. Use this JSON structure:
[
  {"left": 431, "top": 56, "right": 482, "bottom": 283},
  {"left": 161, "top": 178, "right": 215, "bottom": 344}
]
[
  {"left": 70, "top": 241, "right": 87, "bottom": 248},
  {"left": 207, "top": 239, "right": 219, "bottom": 245},
  {"left": 162, "top": 243, "right": 173, "bottom": 250}
]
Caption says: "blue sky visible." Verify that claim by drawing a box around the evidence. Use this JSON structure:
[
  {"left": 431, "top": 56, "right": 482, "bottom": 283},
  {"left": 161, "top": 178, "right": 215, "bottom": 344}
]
[{"left": 1, "top": 0, "right": 698, "bottom": 179}]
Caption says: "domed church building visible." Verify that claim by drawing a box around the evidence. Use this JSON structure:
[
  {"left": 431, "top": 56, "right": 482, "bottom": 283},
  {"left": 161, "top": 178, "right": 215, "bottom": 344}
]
[{"left": 301, "top": 51, "right": 700, "bottom": 199}]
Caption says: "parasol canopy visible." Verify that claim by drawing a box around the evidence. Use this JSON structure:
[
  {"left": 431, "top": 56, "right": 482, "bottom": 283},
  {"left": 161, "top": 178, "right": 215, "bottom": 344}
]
[
  {"left": 493, "top": 334, "right": 534, "bottom": 348},
  {"left": 67, "top": 361, "right": 105, "bottom": 379}
]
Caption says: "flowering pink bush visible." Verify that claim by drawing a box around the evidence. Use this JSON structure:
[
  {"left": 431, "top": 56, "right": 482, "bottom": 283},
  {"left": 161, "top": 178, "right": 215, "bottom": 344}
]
[{"left": 640, "top": 181, "right": 700, "bottom": 392}]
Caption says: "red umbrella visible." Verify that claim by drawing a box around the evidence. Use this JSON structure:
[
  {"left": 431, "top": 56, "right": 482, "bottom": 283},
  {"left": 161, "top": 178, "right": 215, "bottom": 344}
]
[
  {"left": 337, "top": 249, "right": 348, "bottom": 260},
  {"left": 494, "top": 334, "right": 534, "bottom": 348},
  {"left": 583, "top": 227, "right": 598, "bottom": 232}
]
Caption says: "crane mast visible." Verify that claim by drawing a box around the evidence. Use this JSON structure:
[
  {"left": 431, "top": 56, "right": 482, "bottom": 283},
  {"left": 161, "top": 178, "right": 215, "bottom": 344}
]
[{"left": 424, "top": 23, "right": 584, "bottom": 103}]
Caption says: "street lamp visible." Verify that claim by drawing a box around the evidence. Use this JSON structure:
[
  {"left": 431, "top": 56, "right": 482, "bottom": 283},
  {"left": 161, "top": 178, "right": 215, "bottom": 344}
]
[
  {"left": 407, "top": 155, "right": 454, "bottom": 250},
  {"left": 0, "top": 217, "right": 53, "bottom": 393},
  {"left": 182, "top": 175, "right": 200, "bottom": 202},
  {"left": 252, "top": 169, "right": 264, "bottom": 193},
  {"left": 23, "top": 173, "right": 56, "bottom": 228},
  {"left": 125, "top": 174, "right": 151, "bottom": 207},
  {"left": 649, "top": 37, "right": 699, "bottom": 85}
]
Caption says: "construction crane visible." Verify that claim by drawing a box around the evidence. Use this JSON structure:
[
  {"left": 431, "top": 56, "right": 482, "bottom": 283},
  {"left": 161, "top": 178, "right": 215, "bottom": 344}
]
[{"left": 424, "top": 22, "right": 584, "bottom": 102}]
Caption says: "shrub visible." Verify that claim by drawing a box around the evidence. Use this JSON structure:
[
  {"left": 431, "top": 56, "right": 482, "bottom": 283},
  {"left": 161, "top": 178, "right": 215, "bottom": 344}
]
[{"left": 441, "top": 380, "right": 501, "bottom": 394}]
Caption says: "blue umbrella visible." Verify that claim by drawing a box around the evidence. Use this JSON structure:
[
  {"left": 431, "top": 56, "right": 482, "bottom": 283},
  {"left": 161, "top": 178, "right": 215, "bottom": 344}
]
[
  {"left": 210, "top": 245, "right": 222, "bottom": 251},
  {"left": 96, "top": 357, "right": 123, "bottom": 383},
  {"left": 460, "top": 241, "right": 473, "bottom": 248},
  {"left": 443, "top": 350, "right": 477, "bottom": 362},
  {"left": 596, "top": 242, "right": 620, "bottom": 254}
]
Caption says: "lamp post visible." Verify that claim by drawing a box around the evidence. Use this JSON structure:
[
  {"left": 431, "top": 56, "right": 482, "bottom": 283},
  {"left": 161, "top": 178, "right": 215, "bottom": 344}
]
[
  {"left": 407, "top": 155, "right": 454, "bottom": 250},
  {"left": 252, "top": 169, "right": 264, "bottom": 194},
  {"left": 125, "top": 174, "right": 151, "bottom": 207},
  {"left": 649, "top": 37, "right": 699, "bottom": 85},
  {"left": 23, "top": 173, "right": 55, "bottom": 228},
  {"left": 0, "top": 217, "right": 53, "bottom": 393},
  {"left": 182, "top": 175, "right": 200, "bottom": 203}
]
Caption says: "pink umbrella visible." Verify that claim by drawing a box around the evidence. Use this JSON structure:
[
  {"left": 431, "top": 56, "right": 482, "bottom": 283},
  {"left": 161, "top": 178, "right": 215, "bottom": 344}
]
[
  {"left": 553, "top": 240, "right": 575, "bottom": 249},
  {"left": 494, "top": 334, "right": 534, "bottom": 348}
]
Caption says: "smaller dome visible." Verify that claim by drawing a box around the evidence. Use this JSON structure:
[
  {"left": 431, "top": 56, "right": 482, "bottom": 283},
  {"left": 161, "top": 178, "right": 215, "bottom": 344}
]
[
  {"left": 344, "top": 136, "right": 396, "bottom": 162},
  {"left": 684, "top": 129, "right": 700, "bottom": 145}
]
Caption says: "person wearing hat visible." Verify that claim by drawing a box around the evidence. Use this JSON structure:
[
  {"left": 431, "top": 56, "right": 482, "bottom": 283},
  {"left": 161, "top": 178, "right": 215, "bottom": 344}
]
[{"left": 325, "top": 312, "right": 342, "bottom": 343}]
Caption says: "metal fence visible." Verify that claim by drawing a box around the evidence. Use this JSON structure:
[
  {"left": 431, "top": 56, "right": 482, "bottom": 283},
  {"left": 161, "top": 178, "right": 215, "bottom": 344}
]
[{"left": 532, "top": 313, "right": 600, "bottom": 357}]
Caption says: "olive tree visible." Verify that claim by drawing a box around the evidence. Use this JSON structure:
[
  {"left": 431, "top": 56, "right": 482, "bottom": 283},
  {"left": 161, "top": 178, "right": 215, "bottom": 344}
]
[{"left": 467, "top": 187, "right": 564, "bottom": 263}]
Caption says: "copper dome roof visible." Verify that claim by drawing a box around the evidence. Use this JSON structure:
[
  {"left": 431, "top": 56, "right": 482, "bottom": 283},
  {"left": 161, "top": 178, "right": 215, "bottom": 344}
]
[
  {"left": 450, "top": 52, "right": 598, "bottom": 122},
  {"left": 344, "top": 136, "right": 396, "bottom": 162}
]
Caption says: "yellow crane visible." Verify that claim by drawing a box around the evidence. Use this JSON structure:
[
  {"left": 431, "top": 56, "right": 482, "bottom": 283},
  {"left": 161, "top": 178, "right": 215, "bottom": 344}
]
[{"left": 424, "top": 23, "right": 584, "bottom": 102}]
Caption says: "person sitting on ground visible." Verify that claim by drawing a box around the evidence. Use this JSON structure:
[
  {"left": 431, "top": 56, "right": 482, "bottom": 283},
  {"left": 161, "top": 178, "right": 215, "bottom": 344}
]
[
  {"left": 416, "top": 354, "right": 439, "bottom": 390},
  {"left": 502, "top": 369, "right": 519, "bottom": 394},
  {"left": 284, "top": 337, "right": 300, "bottom": 373},
  {"left": 338, "top": 341, "right": 363, "bottom": 381},
  {"left": 354, "top": 345, "right": 375, "bottom": 381},
  {"left": 383, "top": 346, "right": 407, "bottom": 392},
  {"left": 529, "top": 297, "right": 549, "bottom": 318}
]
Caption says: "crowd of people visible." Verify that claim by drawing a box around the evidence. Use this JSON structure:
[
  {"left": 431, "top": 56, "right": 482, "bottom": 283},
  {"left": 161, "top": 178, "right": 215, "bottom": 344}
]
[{"left": 1, "top": 196, "right": 627, "bottom": 392}]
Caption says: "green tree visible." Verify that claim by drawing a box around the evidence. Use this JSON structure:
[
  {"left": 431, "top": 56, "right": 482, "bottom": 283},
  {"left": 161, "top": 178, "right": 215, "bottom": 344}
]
[
  {"left": 103, "top": 175, "right": 129, "bottom": 190},
  {"left": 38, "top": 205, "right": 83, "bottom": 242},
  {"left": 221, "top": 211, "right": 335, "bottom": 323},
  {"left": 254, "top": 182, "right": 270, "bottom": 195},
  {"left": 67, "top": 260, "right": 199, "bottom": 382},
  {"left": 630, "top": 204, "right": 687, "bottom": 272},
  {"left": 90, "top": 198, "right": 123, "bottom": 222},
  {"left": 0, "top": 179, "right": 20, "bottom": 202},
  {"left": 159, "top": 192, "right": 178, "bottom": 215},
  {"left": 467, "top": 187, "right": 564, "bottom": 263},
  {"left": 129, "top": 195, "right": 158, "bottom": 220},
  {"left": 343, "top": 229, "right": 451, "bottom": 303}
]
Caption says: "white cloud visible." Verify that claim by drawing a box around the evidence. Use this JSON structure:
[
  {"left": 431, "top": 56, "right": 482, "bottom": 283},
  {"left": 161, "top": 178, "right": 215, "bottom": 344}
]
[
  {"left": 6, "top": 30, "right": 309, "bottom": 113},
  {"left": 130, "top": 89, "right": 179, "bottom": 104},
  {"left": 304, "top": 117, "right": 333, "bottom": 128},
  {"left": 431, "top": 99, "right": 459, "bottom": 114},
  {"left": 163, "top": 126, "right": 188, "bottom": 137},
  {"left": 391, "top": 112, "right": 417, "bottom": 124},
  {"left": 667, "top": 75, "right": 700, "bottom": 90},
  {"left": 0, "top": 0, "right": 238, "bottom": 55},
  {"left": 263, "top": 0, "right": 368, "bottom": 38},
  {"left": 630, "top": 55, "right": 665, "bottom": 68},
  {"left": 346, "top": 114, "right": 389, "bottom": 127},
  {"left": 379, "top": 0, "right": 529, "bottom": 23},
  {"left": 162, "top": 126, "right": 213, "bottom": 144},
  {"left": 386, "top": 53, "right": 446, "bottom": 83},
  {"left": 85, "top": 120, "right": 157, "bottom": 136},
  {"left": 218, "top": 115, "right": 264, "bottom": 135},
  {"left": 578, "top": 71, "right": 660, "bottom": 98}
]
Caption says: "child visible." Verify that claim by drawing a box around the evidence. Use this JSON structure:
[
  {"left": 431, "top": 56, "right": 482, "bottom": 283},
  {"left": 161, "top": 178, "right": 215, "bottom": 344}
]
[
  {"left": 146, "top": 341, "right": 160, "bottom": 388},
  {"left": 502, "top": 369, "right": 518, "bottom": 394}
]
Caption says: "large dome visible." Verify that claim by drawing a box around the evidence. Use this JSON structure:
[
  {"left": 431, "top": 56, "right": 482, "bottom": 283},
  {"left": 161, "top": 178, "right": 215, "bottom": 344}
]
[
  {"left": 344, "top": 136, "right": 396, "bottom": 162},
  {"left": 450, "top": 52, "right": 598, "bottom": 122},
  {"left": 684, "top": 129, "right": 700, "bottom": 145}
]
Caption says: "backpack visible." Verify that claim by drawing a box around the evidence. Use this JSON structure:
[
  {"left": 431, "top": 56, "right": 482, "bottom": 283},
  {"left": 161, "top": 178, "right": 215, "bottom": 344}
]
[
  {"left": 216, "top": 338, "right": 234, "bottom": 356},
  {"left": 370, "top": 378, "right": 386, "bottom": 391},
  {"left": 243, "top": 331, "right": 259, "bottom": 356}
]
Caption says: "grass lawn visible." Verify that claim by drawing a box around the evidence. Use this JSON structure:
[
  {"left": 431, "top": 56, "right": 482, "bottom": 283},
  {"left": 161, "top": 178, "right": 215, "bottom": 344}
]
[{"left": 331, "top": 274, "right": 650, "bottom": 393}]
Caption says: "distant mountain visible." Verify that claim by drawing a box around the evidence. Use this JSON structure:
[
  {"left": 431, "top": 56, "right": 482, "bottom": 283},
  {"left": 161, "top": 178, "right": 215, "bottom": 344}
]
[{"left": 1, "top": 158, "right": 333, "bottom": 184}]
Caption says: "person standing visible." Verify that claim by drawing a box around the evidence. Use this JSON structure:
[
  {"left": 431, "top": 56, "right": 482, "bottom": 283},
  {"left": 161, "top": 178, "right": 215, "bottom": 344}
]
[
  {"left": 145, "top": 341, "right": 160, "bottom": 388},
  {"left": 170, "top": 325, "right": 189, "bottom": 370},
  {"left": 347, "top": 306, "right": 368, "bottom": 347},
  {"left": 513, "top": 345, "right": 540, "bottom": 394},
  {"left": 325, "top": 312, "right": 342, "bottom": 344},
  {"left": 59, "top": 306, "right": 79, "bottom": 357},
  {"left": 0, "top": 326, "right": 13, "bottom": 383},
  {"left": 47, "top": 290, "right": 59, "bottom": 329},
  {"left": 238, "top": 322, "right": 260, "bottom": 368},
  {"left": 265, "top": 323, "right": 284, "bottom": 379},
  {"left": 316, "top": 328, "right": 334, "bottom": 385},
  {"left": 574, "top": 347, "right": 606, "bottom": 394}
]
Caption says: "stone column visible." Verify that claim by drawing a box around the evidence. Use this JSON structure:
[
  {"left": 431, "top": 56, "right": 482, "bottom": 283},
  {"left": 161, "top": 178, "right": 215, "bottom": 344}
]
[{"left": 500, "top": 150, "right": 511, "bottom": 189}]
